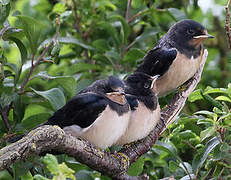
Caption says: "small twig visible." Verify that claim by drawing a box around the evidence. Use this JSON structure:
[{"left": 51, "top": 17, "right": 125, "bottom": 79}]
[
  {"left": 0, "top": 106, "right": 11, "bottom": 132},
  {"left": 125, "top": 40, "right": 136, "bottom": 52},
  {"left": 128, "top": 11, "right": 142, "bottom": 24},
  {"left": 225, "top": 0, "right": 231, "bottom": 49},
  {"left": 18, "top": 16, "right": 61, "bottom": 94},
  {"left": 182, "top": 140, "right": 197, "bottom": 151},
  {"left": 71, "top": 0, "right": 83, "bottom": 37},
  {"left": 126, "top": 0, "right": 132, "bottom": 23},
  {"left": 0, "top": 62, "right": 5, "bottom": 79}
]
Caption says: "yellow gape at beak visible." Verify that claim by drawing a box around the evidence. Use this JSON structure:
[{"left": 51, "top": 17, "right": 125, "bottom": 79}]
[{"left": 150, "top": 75, "right": 160, "bottom": 89}]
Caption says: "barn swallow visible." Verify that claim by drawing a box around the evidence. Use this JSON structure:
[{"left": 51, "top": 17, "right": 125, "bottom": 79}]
[
  {"left": 9, "top": 77, "right": 130, "bottom": 149},
  {"left": 116, "top": 72, "right": 160, "bottom": 145},
  {"left": 135, "top": 19, "right": 214, "bottom": 97}
]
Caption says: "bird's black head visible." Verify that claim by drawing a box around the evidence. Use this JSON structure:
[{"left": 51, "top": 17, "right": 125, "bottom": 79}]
[
  {"left": 167, "top": 19, "right": 213, "bottom": 52},
  {"left": 125, "top": 72, "right": 159, "bottom": 96},
  {"left": 106, "top": 76, "right": 125, "bottom": 94}
]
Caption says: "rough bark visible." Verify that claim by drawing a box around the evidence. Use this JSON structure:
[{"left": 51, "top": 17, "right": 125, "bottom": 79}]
[{"left": 0, "top": 49, "right": 208, "bottom": 179}]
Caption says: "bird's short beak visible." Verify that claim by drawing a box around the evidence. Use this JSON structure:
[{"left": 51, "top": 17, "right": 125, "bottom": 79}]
[
  {"left": 150, "top": 75, "right": 160, "bottom": 89},
  {"left": 193, "top": 31, "right": 214, "bottom": 39}
]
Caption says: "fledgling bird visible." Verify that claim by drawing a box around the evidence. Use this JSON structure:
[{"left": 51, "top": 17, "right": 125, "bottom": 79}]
[
  {"left": 135, "top": 19, "right": 214, "bottom": 97},
  {"left": 116, "top": 72, "right": 160, "bottom": 145},
  {"left": 45, "top": 76, "right": 130, "bottom": 149},
  {"left": 10, "top": 76, "right": 131, "bottom": 149}
]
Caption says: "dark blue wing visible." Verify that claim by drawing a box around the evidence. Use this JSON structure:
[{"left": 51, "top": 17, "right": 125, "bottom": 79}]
[
  {"left": 125, "top": 94, "right": 138, "bottom": 111},
  {"left": 136, "top": 47, "right": 177, "bottom": 76},
  {"left": 47, "top": 93, "right": 108, "bottom": 128}
]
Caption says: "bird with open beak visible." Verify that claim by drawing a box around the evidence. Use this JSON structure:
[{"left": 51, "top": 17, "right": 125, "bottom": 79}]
[
  {"left": 116, "top": 72, "right": 160, "bottom": 145},
  {"left": 135, "top": 19, "right": 214, "bottom": 97}
]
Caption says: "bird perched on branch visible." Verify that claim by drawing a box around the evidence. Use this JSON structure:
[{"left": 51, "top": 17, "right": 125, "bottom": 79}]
[
  {"left": 135, "top": 19, "right": 214, "bottom": 97},
  {"left": 10, "top": 76, "right": 131, "bottom": 149},
  {"left": 116, "top": 72, "right": 160, "bottom": 145},
  {"left": 46, "top": 76, "right": 130, "bottom": 149}
]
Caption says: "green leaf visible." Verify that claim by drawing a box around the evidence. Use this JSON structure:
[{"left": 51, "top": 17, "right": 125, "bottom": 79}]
[
  {"left": 13, "top": 94, "right": 26, "bottom": 124},
  {"left": 179, "top": 162, "right": 193, "bottom": 174},
  {"left": 92, "top": 39, "right": 110, "bottom": 51},
  {"left": 12, "top": 160, "right": 33, "bottom": 178},
  {"left": 97, "top": 21, "right": 120, "bottom": 45},
  {"left": 33, "top": 72, "right": 76, "bottom": 97},
  {"left": 20, "top": 171, "right": 33, "bottom": 180},
  {"left": 194, "top": 110, "right": 214, "bottom": 118},
  {"left": 31, "top": 88, "right": 66, "bottom": 111},
  {"left": 22, "top": 113, "right": 50, "bottom": 130},
  {"left": 6, "top": 37, "right": 26, "bottom": 80},
  {"left": 0, "top": 92, "right": 17, "bottom": 109},
  {"left": 0, "top": 0, "right": 10, "bottom": 26},
  {"left": 127, "top": 156, "right": 145, "bottom": 176},
  {"left": 67, "top": 63, "right": 102, "bottom": 75},
  {"left": 204, "top": 86, "right": 228, "bottom": 94},
  {"left": 188, "top": 89, "right": 203, "bottom": 102},
  {"left": 180, "top": 174, "right": 195, "bottom": 180},
  {"left": 0, "top": 170, "right": 12, "bottom": 180},
  {"left": 168, "top": 8, "right": 187, "bottom": 21},
  {"left": 59, "top": 37, "right": 94, "bottom": 50},
  {"left": 16, "top": 15, "right": 45, "bottom": 55},
  {"left": 59, "top": 162, "right": 76, "bottom": 180},
  {"left": 169, "top": 160, "right": 178, "bottom": 172},
  {"left": 192, "top": 137, "right": 220, "bottom": 172},
  {"left": 135, "top": 27, "right": 159, "bottom": 43},
  {"left": 220, "top": 142, "right": 230, "bottom": 152},
  {"left": 43, "top": 154, "right": 59, "bottom": 175},
  {"left": 34, "top": 175, "right": 49, "bottom": 180},
  {"left": 155, "top": 141, "right": 178, "bottom": 157},
  {"left": 55, "top": 76, "right": 76, "bottom": 97},
  {"left": 109, "top": 15, "right": 130, "bottom": 43},
  {"left": 52, "top": 2, "right": 67, "bottom": 14},
  {"left": 215, "top": 96, "right": 231, "bottom": 103},
  {"left": 201, "top": 93, "right": 223, "bottom": 109},
  {"left": 124, "top": 48, "right": 145, "bottom": 63},
  {"left": 200, "top": 127, "right": 215, "bottom": 141},
  {"left": 96, "top": 0, "right": 117, "bottom": 11},
  {"left": 75, "top": 170, "right": 93, "bottom": 180}
]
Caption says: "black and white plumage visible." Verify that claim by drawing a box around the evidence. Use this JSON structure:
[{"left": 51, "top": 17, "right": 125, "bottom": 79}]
[
  {"left": 116, "top": 72, "right": 160, "bottom": 145},
  {"left": 45, "top": 76, "right": 130, "bottom": 149},
  {"left": 9, "top": 76, "right": 130, "bottom": 149},
  {"left": 135, "top": 19, "right": 214, "bottom": 97}
]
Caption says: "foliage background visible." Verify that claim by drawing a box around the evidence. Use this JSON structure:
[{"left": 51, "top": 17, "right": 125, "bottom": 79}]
[{"left": 0, "top": 0, "right": 230, "bottom": 179}]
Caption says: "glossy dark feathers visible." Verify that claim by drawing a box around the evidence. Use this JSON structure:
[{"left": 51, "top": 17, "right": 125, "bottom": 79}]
[
  {"left": 125, "top": 72, "right": 158, "bottom": 111},
  {"left": 46, "top": 93, "right": 129, "bottom": 128},
  {"left": 46, "top": 76, "right": 129, "bottom": 129},
  {"left": 136, "top": 19, "right": 206, "bottom": 77},
  {"left": 135, "top": 47, "right": 177, "bottom": 76},
  {"left": 80, "top": 76, "right": 125, "bottom": 94}
]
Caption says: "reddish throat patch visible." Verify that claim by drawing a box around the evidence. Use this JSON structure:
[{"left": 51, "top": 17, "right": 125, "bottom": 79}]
[{"left": 106, "top": 92, "right": 126, "bottom": 105}]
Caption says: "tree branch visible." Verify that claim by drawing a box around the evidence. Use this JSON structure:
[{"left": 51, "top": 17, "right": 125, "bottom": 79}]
[
  {"left": 0, "top": 50, "right": 208, "bottom": 179},
  {"left": 126, "top": 0, "right": 132, "bottom": 23},
  {"left": 225, "top": 0, "right": 231, "bottom": 49}
]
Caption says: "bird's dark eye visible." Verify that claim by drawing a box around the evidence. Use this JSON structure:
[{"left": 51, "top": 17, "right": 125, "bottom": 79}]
[
  {"left": 187, "top": 29, "right": 195, "bottom": 35},
  {"left": 144, "top": 83, "right": 150, "bottom": 89}
]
